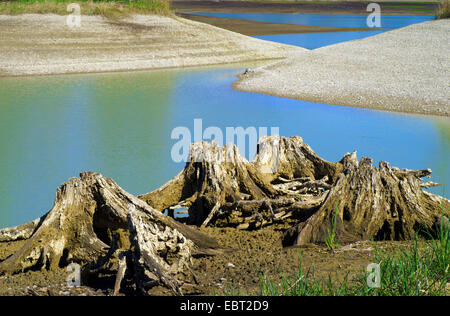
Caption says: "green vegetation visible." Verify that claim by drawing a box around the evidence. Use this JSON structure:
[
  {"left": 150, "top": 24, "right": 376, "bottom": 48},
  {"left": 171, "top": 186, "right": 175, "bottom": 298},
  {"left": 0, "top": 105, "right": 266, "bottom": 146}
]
[
  {"left": 226, "top": 207, "right": 449, "bottom": 296},
  {"left": 0, "top": 0, "right": 171, "bottom": 18},
  {"left": 435, "top": 0, "right": 450, "bottom": 19},
  {"left": 324, "top": 205, "right": 339, "bottom": 252},
  {"left": 382, "top": 4, "right": 435, "bottom": 13},
  {"left": 260, "top": 239, "right": 448, "bottom": 295},
  {"left": 259, "top": 252, "right": 357, "bottom": 296}
]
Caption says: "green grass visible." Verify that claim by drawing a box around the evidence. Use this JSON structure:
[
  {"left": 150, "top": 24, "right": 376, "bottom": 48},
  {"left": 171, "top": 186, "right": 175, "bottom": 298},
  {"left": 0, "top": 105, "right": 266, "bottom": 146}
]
[
  {"left": 324, "top": 205, "right": 339, "bottom": 252},
  {"left": 226, "top": 207, "right": 449, "bottom": 296},
  {"left": 0, "top": 0, "right": 171, "bottom": 18},
  {"left": 435, "top": 0, "right": 450, "bottom": 18},
  {"left": 383, "top": 4, "right": 435, "bottom": 12},
  {"left": 258, "top": 236, "right": 448, "bottom": 295},
  {"left": 259, "top": 252, "right": 358, "bottom": 296}
]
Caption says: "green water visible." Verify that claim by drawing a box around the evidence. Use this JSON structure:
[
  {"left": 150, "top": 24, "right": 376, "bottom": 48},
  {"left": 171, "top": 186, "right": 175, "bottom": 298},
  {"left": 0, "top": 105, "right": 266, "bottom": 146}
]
[{"left": 0, "top": 65, "right": 448, "bottom": 228}]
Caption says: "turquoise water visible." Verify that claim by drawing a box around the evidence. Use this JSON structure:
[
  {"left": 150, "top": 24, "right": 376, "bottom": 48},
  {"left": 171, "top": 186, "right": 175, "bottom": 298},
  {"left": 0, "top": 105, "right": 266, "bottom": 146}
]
[
  {"left": 0, "top": 14, "right": 447, "bottom": 228},
  {"left": 0, "top": 66, "right": 448, "bottom": 228}
]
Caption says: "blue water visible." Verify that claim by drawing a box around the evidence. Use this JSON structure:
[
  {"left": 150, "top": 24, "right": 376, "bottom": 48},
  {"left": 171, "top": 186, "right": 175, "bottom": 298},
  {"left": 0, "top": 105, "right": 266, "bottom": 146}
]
[
  {"left": 188, "top": 13, "right": 434, "bottom": 29},
  {"left": 0, "top": 14, "right": 447, "bottom": 228},
  {"left": 254, "top": 31, "right": 387, "bottom": 49},
  {"left": 188, "top": 13, "right": 434, "bottom": 48}
]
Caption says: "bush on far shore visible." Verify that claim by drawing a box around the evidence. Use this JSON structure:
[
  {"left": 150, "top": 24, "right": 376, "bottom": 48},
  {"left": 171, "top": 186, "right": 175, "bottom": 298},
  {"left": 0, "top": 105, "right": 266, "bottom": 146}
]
[{"left": 436, "top": 0, "right": 450, "bottom": 19}]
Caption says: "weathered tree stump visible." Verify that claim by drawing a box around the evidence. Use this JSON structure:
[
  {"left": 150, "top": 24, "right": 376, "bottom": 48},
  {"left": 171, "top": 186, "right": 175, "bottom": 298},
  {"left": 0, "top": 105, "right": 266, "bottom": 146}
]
[
  {"left": 254, "top": 135, "right": 341, "bottom": 183},
  {"left": 0, "top": 172, "right": 220, "bottom": 294},
  {"left": 283, "top": 151, "right": 449, "bottom": 246},
  {"left": 1, "top": 135, "right": 448, "bottom": 293},
  {"left": 139, "top": 141, "right": 277, "bottom": 227},
  {"left": 140, "top": 136, "right": 449, "bottom": 244}
]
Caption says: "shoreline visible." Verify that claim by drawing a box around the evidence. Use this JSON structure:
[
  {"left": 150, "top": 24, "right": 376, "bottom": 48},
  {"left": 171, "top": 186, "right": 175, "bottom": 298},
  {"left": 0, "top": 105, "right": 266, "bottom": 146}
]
[
  {"left": 235, "top": 19, "right": 450, "bottom": 117},
  {"left": 1, "top": 4, "right": 447, "bottom": 117},
  {"left": 0, "top": 14, "right": 304, "bottom": 77},
  {"left": 0, "top": 57, "right": 277, "bottom": 79},
  {"left": 233, "top": 80, "right": 450, "bottom": 118}
]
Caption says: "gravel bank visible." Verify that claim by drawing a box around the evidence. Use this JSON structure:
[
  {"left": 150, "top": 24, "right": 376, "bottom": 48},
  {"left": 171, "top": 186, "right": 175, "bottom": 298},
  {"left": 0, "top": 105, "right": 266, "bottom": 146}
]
[
  {"left": 235, "top": 20, "right": 450, "bottom": 116},
  {"left": 0, "top": 14, "right": 304, "bottom": 76}
]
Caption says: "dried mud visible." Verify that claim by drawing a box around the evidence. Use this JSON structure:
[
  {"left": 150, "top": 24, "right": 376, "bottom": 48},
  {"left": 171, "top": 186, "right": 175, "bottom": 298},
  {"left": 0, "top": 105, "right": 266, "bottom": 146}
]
[{"left": 0, "top": 222, "right": 418, "bottom": 296}]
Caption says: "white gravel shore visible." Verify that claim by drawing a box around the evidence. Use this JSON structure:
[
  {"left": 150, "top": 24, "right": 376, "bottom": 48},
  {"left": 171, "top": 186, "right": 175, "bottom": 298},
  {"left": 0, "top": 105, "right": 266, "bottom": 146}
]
[
  {"left": 235, "top": 20, "right": 450, "bottom": 116},
  {"left": 0, "top": 14, "right": 303, "bottom": 76}
]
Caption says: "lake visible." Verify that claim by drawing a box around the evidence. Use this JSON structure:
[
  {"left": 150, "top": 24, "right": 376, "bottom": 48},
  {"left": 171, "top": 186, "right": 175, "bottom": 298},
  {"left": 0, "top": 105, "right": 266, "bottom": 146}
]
[
  {"left": 0, "top": 14, "right": 447, "bottom": 228},
  {"left": 187, "top": 13, "right": 434, "bottom": 48}
]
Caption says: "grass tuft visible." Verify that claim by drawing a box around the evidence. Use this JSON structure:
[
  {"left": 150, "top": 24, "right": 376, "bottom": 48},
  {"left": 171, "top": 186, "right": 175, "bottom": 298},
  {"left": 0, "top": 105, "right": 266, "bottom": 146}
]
[{"left": 324, "top": 205, "right": 339, "bottom": 252}]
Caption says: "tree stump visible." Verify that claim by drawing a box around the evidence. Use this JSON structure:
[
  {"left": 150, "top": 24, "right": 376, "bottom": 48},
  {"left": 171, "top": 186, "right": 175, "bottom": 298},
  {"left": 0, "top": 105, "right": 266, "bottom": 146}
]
[
  {"left": 139, "top": 141, "right": 277, "bottom": 227},
  {"left": 1, "top": 135, "right": 448, "bottom": 293},
  {"left": 283, "top": 152, "right": 449, "bottom": 246},
  {"left": 0, "top": 172, "right": 220, "bottom": 294},
  {"left": 140, "top": 136, "right": 449, "bottom": 244}
]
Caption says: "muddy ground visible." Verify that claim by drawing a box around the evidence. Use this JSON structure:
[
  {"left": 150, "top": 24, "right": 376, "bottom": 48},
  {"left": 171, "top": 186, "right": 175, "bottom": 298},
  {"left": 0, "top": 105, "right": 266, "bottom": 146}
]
[{"left": 0, "top": 221, "right": 427, "bottom": 296}]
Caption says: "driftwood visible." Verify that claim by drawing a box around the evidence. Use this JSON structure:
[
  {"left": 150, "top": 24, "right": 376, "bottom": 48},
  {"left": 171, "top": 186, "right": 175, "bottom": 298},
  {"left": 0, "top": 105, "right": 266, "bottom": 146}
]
[
  {"left": 0, "top": 172, "right": 221, "bottom": 295},
  {"left": 140, "top": 136, "right": 449, "bottom": 245}
]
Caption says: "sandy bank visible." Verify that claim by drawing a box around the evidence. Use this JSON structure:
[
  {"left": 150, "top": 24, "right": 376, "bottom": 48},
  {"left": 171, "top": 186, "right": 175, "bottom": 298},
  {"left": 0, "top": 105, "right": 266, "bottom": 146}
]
[
  {"left": 0, "top": 14, "right": 304, "bottom": 77},
  {"left": 235, "top": 19, "right": 450, "bottom": 116}
]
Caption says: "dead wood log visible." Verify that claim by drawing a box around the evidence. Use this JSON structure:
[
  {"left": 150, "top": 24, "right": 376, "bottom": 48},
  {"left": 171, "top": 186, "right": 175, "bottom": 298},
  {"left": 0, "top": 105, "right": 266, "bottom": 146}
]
[
  {"left": 0, "top": 215, "right": 46, "bottom": 242},
  {"left": 273, "top": 176, "right": 331, "bottom": 195},
  {"left": 420, "top": 181, "right": 442, "bottom": 189},
  {"left": 0, "top": 172, "right": 117, "bottom": 274},
  {"left": 0, "top": 172, "right": 221, "bottom": 294},
  {"left": 393, "top": 167, "right": 432, "bottom": 179}
]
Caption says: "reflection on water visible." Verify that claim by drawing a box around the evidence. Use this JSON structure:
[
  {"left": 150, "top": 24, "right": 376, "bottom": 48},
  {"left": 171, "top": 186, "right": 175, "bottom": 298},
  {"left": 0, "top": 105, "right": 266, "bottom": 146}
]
[
  {"left": 188, "top": 13, "right": 434, "bottom": 29},
  {"left": 0, "top": 71, "right": 178, "bottom": 227},
  {"left": 0, "top": 66, "right": 448, "bottom": 228}
]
